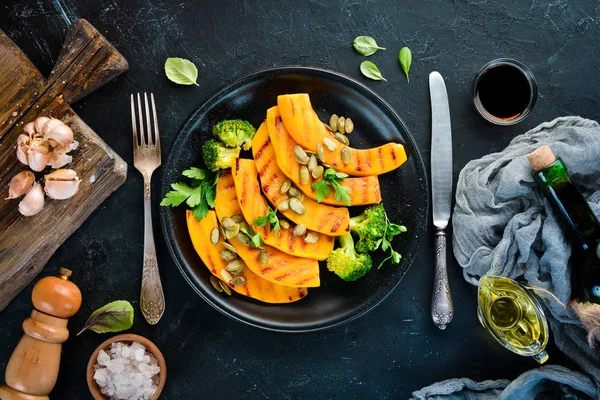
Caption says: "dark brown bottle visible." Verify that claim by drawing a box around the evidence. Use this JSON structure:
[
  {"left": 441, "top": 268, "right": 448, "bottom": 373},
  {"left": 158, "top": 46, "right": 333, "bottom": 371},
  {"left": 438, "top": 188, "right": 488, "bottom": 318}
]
[{"left": 529, "top": 146, "right": 600, "bottom": 304}]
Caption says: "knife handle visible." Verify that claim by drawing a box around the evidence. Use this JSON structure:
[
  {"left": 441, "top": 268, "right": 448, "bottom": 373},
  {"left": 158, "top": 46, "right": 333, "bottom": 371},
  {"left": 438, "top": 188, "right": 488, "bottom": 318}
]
[{"left": 431, "top": 229, "right": 453, "bottom": 330}]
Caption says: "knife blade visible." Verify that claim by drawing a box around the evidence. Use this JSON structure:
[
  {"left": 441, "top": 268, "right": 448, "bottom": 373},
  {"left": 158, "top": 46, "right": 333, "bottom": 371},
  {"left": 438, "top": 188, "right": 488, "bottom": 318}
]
[{"left": 429, "top": 71, "right": 454, "bottom": 330}]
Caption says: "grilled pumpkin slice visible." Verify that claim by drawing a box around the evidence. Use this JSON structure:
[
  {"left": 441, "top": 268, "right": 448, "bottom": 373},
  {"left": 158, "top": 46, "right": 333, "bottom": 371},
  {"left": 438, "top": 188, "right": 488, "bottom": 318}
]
[
  {"left": 186, "top": 210, "right": 309, "bottom": 302},
  {"left": 229, "top": 161, "right": 334, "bottom": 260},
  {"left": 252, "top": 122, "right": 350, "bottom": 236},
  {"left": 266, "top": 106, "right": 382, "bottom": 206},
  {"left": 277, "top": 93, "right": 407, "bottom": 176}
]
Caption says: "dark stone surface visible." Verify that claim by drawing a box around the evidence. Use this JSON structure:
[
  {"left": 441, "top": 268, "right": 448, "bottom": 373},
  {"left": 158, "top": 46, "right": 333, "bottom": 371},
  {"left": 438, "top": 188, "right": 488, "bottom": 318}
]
[{"left": 1, "top": 0, "right": 598, "bottom": 398}]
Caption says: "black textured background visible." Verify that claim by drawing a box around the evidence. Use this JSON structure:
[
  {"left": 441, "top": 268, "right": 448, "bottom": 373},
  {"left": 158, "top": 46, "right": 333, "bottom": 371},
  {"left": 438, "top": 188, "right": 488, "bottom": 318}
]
[{"left": 1, "top": 0, "right": 599, "bottom": 398}]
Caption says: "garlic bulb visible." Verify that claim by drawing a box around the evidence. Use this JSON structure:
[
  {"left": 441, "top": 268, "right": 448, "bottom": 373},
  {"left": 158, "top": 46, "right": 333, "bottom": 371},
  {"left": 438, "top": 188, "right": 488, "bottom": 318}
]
[
  {"left": 6, "top": 171, "right": 35, "bottom": 199},
  {"left": 44, "top": 169, "right": 80, "bottom": 200},
  {"left": 16, "top": 117, "right": 76, "bottom": 171},
  {"left": 18, "top": 182, "right": 45, "bottom": 216}
]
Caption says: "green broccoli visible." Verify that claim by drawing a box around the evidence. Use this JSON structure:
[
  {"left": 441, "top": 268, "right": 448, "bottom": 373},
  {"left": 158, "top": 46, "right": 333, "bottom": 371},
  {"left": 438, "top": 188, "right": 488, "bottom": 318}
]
[
  {"left": 202, "top": 138, "right": 241, "bottom": 172},
  {"left": 349, "top": 204, "right": 388, "bottom": 253},
  {"left": 326, "top": 234, "right": 372, "bottom": 281},
  {"left": 212, "top": 119, "right": 256, "bottom": 151}
]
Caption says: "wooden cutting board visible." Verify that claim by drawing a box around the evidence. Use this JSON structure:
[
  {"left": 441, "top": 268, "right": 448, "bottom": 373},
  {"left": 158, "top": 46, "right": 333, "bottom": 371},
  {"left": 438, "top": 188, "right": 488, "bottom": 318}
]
[{"left": 0, "top": 19, "right": 128, "bottom": 311}]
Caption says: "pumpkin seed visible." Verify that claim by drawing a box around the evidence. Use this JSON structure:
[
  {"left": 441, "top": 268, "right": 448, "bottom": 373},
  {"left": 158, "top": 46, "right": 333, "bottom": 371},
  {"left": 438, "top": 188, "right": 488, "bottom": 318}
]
[
  {"left": 293, "top": 224, "right": 307, "bottom": 236},
  {"left": 222, "top": 242, "right": 237, "bottom": 253},
  {"left": 289, "top": 198, "right": 306, "bottom": 215},
  {"left": 329, "top": 114, "right": 339, "bottom": 131},
  {"left": 294, "top": 145, "right": 310, "bottom": 164},
  {"left": 219, "top": 225, "right": 227, "bottom": 239},
  {"left": 220, "top": 249, "right": 237, "bottom": 261},
  {"left": 341, "top": 147, "right": 351, "bottom": 164},
  {"left": 219, "top": 281, "right": 232, "bottom": 296},
  {"left": 323, "top": 123, "right": 333, "bottom": 132},
  {"left": 337, "top": 117, "right": 346, "bottom": 134},
  {"left": 225, "top": 224, "right": 240, "bottom": 239},
  {"left": 259, "top": 250, "right": 269, "bottom": 266},
  {"left": 221, "top": 217, "right": 236, "bottom": 230},
  {"left": 317, "top": 144, "right": 326, "bottom": 162},
  {"left": 277, "top": 199, "right": 290, "bottom": 211},
  {"left": 226, "top": 259, "right": 245, "bottom": 275},
  {"left": 231, "top": 214, "right": 245, "bottom": 223},
  {"left": 280, "top": 178, "right": 291, "bottom": 194},
  {"left": 345, "top": 117, "right": 354, "bottom": 134},
  {"left": 220, "top": 269, "right": 233, "bottom": 283},
  {"left": 210, "top": 228, "right": 220, "bottom": 245},
  {"left": 335, "top": 132, "right": 349, "bottom": 145},
  {"left": 288, "top": 187, "right": 302, "bottom": 198},
  {"left": 304, "top": 232, "right": 319, "bottom": 244},
  {"left": 296, "top": 192, "right": 305, "bottom": 202},
  {"left": 307, "top": 155, "right": 318, "bottom": 172},
  {"left": 323, "top": 137, "right": 337, "bottom": 152},
  {"left": 300, "top": 166, "right": 310, "bottom": 185},
  {"left": 231, "top": 276, "right": 247, "bottom": 286},
  {"left": 311, "top": 165, "right": 324, "bottom": 179},
  {"left": 237, "top": 232, "right": 251, "bottom": 245},
  {"left": 279, "top": 219, "right": 290, "bottom": 229},
  {"left": 210, "top": 276, "right": 223, "bottom": 292}
]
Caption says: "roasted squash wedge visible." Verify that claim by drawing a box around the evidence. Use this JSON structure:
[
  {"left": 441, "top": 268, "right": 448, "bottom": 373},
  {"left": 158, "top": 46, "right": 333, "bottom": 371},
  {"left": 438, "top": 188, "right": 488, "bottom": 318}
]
[
  {"left": 228, "top": 162, "right": 334, "bottom": 260},
  {"left": 278, "top": 93, "right": 407, "bottom": 176},
  {"left": 186, "top": 210, "right": 308, "bottom": 302},
  {"left": 266, "top": 106, "right": 382, "bottom": 206},
  {"left": 215, "top": 172, "right": 321, "bottom": 287},
  {"left": 252, "top": 122, "right": 350, "bottom": 236}
]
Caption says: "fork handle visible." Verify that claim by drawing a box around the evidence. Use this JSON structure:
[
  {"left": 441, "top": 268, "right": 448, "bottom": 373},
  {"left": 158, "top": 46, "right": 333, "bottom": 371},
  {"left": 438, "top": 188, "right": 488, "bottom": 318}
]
[{"left": 140, "top": 175, "right": 165, "bottom": 325}]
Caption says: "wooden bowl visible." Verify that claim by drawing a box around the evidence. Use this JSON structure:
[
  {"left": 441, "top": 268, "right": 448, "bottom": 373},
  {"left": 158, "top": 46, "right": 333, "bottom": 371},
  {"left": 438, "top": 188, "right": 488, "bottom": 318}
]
[{"left": 86, "top": 334, "right": 166, "bottom": 400}]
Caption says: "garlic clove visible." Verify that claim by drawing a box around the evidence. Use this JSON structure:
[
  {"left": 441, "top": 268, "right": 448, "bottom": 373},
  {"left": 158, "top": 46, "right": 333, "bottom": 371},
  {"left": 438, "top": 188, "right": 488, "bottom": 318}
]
[
  {"left": 34, "top": 116, "right": 51, "bottom": 136},
  {"left": 6, "top": 171, "right": 35, "bottom": 199},
  {"left": 18, "top": 182, "right": 45, "bottom": 216},
  {"left": 44, "top": 169, "right": 80, "bottom": 200},
  {"left": 16, "top": 134, "right": 30, "bottom": 165},
  {"left": 48, "top": 148, "right": 73, "bottom": 169},
  {"left": 23, "top": 122, "right": 36, "bottom": 137},
  {"left": 43, "top": 119, "right": 73, "bottom": 147},
  {"left": 27, "top": 142, "right": 50, "bottom": 172}
]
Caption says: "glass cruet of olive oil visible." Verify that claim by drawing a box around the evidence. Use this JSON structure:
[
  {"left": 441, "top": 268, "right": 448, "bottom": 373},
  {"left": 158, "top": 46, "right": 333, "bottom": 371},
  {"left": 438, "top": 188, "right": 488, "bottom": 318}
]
[{"left": 477, "top": 275, "right": 549, "bottom": 363}]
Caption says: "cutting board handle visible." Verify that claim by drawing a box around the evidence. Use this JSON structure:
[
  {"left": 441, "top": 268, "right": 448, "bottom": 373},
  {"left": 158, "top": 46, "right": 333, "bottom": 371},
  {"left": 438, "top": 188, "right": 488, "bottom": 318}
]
[{"left": 45, "top": 19, "right": 128, "bottom": 104}]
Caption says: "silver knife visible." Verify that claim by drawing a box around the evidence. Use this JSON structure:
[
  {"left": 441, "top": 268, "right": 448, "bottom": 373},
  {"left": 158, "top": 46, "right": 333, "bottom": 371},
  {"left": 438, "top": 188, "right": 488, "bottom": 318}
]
[{"left": 429, "top": 71, "right": 454, "bottom": 330}]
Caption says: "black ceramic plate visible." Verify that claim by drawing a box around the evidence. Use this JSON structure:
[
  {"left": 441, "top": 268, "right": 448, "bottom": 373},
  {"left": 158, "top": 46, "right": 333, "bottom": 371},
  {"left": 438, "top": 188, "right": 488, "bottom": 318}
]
[{"left": 160, "top": 67, "right": 429, "bottom": 332}]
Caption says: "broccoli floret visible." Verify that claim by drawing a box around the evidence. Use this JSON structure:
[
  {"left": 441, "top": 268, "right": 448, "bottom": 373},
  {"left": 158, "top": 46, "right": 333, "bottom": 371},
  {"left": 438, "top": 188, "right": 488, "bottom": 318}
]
[
  {"left": 326, "top": 234, "right": 372, "bottom": 281},
  {"left": 349, "top": 204, "right": 388, "bottom": 253},
  {"left": 202, "top": 139, "right": 241, "bottom": 172},
  {"left": 212, "top": 119, "right": 256, "bottom": 151}
]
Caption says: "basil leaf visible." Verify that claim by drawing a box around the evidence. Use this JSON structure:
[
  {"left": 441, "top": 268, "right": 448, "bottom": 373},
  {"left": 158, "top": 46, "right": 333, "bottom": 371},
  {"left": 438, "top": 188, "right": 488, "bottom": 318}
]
[
  {"left": 77, "top": 300, "right": 134, "bottom": 335},
  {"left": 352, "top": 36, "right": 386, "bottom": 56},
  {"left": 398, "top": 47, "right": 412, "bottom": 83},
  {"left": 360, "top": 61, "right": 386, "bottom": 81},
  {"left": 164, "top": 57, "right": 199, "bottom": 86}
]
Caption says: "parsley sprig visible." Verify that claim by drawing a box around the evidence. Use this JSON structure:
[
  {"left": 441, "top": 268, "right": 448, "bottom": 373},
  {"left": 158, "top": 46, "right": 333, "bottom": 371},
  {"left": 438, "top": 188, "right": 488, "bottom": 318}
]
[
  {"left": 253, "top": 206, "right": 281, "bottom": 235},
  {"left": 160, "top": 167, "right": 220, "bottom": 221},
  {"left": 375, "top": 217, "right": 407, "bottom": 269},
  {"left": 240, "top": 226, "right": 263, "bottom": 248},
  {"left": 311, "top": 167, "right": 352, "bottom": 206}
]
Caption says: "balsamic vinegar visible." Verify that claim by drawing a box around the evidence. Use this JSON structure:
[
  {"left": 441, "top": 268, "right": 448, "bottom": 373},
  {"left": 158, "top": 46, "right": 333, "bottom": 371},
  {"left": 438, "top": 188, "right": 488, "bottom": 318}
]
[{"left": 476, "top": 64, "right": 531, "bottom": 120}]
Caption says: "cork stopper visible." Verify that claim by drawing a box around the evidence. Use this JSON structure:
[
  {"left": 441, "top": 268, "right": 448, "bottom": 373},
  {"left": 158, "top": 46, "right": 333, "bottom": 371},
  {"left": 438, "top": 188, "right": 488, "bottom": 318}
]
[{"left": 528, "top": 145, "right": 556, "bottom": 171}]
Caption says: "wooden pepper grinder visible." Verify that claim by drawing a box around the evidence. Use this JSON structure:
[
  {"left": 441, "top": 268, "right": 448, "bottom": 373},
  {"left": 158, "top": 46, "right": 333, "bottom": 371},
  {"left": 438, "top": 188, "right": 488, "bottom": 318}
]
[{"left": 0, "top": 268, "right": 81, "bottom": 400}]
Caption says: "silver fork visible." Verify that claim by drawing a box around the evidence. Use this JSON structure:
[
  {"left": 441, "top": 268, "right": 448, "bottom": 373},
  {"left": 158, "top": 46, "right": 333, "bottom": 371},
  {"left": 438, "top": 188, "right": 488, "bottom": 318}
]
[{"left": 131, "top": 92, "right": 165, "bottom": 325}]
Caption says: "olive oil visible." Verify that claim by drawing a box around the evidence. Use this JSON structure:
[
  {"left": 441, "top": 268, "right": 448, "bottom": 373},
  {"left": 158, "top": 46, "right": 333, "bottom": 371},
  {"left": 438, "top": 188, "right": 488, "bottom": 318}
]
[{"left": 477, "top": 275, "right": 549, "bottom": 363}]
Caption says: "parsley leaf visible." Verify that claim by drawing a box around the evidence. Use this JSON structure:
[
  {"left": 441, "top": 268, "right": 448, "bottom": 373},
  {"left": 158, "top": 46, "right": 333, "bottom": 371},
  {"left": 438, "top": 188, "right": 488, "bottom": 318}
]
[
  {"left": 311, "top": 180, "right": 332, "bottom": 202},
  {"left": 253, "top": 206, "right": 281, "bottom": 235},
  {"left": 161, "top": 169, "right": 221, "bottom": 221},
  {"left": 376, "top": 212, "right": 407, "bottom": 269},
  {"left": 240, "top": 227, "right": 263, "bottom": 248},
  {"left": 311, "top": 167, "right": 352, "bottom": 206}
]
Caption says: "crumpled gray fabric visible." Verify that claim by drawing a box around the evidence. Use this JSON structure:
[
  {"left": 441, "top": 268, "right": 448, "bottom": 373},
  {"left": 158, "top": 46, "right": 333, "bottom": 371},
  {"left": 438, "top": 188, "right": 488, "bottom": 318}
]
[{"left": 412, "top": 117, "right": 600, "bottom": 399}]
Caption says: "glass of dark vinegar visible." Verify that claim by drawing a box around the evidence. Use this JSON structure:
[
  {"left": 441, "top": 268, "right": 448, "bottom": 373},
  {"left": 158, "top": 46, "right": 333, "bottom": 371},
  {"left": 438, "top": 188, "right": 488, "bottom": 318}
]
[{"left": 473, "top": 58, "right": 538, "bottom": 125}]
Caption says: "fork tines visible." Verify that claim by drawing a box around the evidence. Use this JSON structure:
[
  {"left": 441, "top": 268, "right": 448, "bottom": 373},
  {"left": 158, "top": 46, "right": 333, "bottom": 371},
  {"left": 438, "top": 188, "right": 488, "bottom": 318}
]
[{"left": 130, "top": 92, "right": 160, "bottom": 150}]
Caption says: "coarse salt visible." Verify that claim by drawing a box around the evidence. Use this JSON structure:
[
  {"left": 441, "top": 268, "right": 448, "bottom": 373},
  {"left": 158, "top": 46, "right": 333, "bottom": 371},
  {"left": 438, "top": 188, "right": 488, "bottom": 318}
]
[{"left": 93, "top": 341, "right": 160, "bottom": 400}]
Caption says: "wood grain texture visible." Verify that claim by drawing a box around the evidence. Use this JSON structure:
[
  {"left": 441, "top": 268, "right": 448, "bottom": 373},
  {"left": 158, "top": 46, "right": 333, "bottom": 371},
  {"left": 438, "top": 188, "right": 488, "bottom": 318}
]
[{"left": 0, "top": 19, "right": 128, "bottom": 311}]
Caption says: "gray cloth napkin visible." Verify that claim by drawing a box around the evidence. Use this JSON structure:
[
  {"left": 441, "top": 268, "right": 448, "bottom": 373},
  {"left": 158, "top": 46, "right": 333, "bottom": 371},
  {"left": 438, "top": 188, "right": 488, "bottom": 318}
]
[{"left": 412, "top": 117, "right": 600, "bottom": 400}]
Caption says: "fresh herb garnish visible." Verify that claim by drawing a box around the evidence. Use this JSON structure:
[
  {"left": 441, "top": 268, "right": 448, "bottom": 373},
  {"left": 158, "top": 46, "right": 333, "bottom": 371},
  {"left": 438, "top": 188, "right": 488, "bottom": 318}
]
[
  {"left": 312, "top": 167, "right": 352, "bottom": 206},
  {"left": 164, "top": 57, "right": 199, "bottom": 86},
  {"left": 253, "top": 206, "right": 281, "bottom": 235},
  {"left": 240, "top": 227, "right": 263, "bottom": 248},
  {"left": 375, "top": 218, "right": 407, "bottom": 269},
  {"left": 160, "top": 168, "right": 220, "bottom": 221},
  {"left": 360, "top": 61, "right": 386, "bottom": 81},
  {"left": 77, "top": 300, "right": 134, "bottom": 336},
  {"left": 352, "top": 36, "right": 386, "bottom": 56},
  {"left": 398, "top": 47, "right": 412, "bottom": 83}
]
